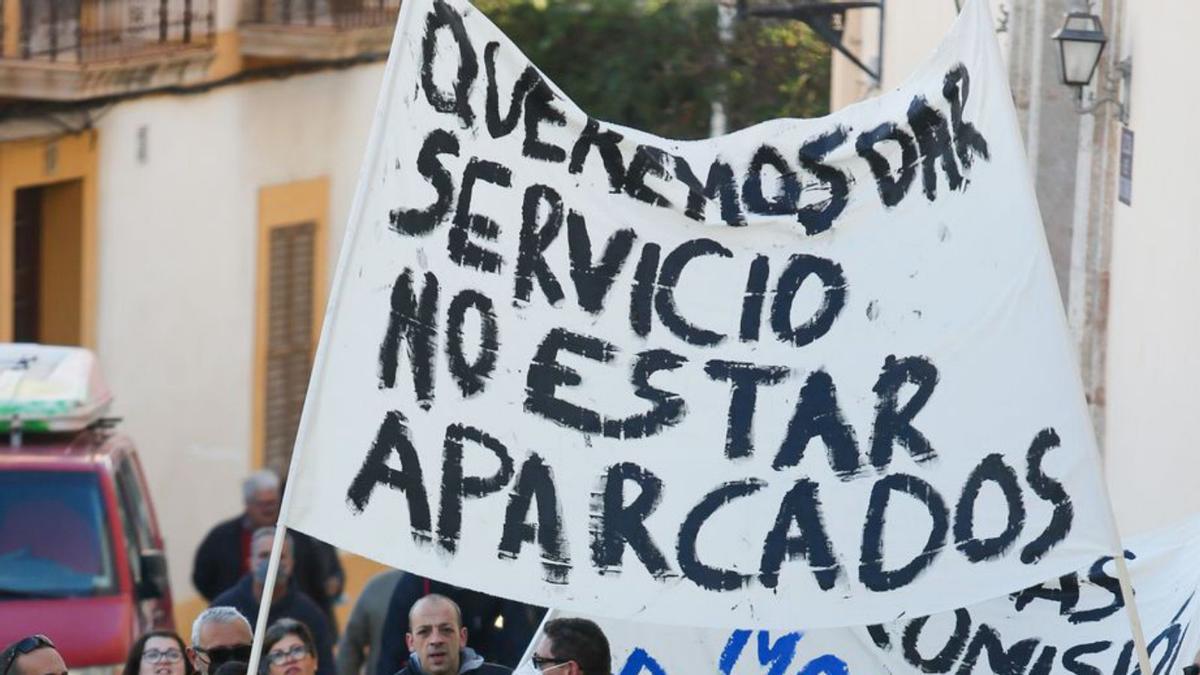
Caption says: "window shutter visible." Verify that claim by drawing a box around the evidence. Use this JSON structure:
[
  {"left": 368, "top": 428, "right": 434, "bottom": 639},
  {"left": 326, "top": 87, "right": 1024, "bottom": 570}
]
[{"left": 263, "top": 222, "right": 316, "bottom": 478}]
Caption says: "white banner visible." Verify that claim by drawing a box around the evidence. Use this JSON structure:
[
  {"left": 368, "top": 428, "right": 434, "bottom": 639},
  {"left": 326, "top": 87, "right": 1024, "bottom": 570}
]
[
  {"left": 574, "top": 516, "right": 1200, "bottom": 673},
  {"left": 285, "top": 0, "right": 1117, "bottom": 627}
]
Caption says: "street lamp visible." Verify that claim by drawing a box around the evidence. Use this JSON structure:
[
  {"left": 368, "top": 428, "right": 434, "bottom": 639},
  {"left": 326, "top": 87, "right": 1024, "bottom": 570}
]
[
  {"left": 1051, "top": 8, "right": 1129, "bottom": 122},
  {"left": 1051, "top": 11, "right": 1107, "bottom": 88}
]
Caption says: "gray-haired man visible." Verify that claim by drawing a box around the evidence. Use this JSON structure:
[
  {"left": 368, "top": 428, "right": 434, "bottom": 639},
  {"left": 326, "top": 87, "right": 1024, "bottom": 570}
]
[
  {"left": 192, "top": 470, "right": 283, "bottom": 601},
  {"left": 188, "top": 607, "right": 253, "bottom": 675}
]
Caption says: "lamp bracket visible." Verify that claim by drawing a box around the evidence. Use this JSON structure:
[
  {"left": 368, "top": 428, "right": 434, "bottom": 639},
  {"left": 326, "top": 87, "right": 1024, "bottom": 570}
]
[
  {"left": 737, "top": 1, "right": 884, "bottom": 83},
  {"left": 1075, "top": 56, "right": 1131, "bottom": 123},
  {"left": 1074, "top": 94, "right": 1123, "bottom": 121}
]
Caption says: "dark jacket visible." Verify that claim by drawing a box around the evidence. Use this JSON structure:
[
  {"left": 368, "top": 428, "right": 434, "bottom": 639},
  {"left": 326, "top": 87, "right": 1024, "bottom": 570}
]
[
  {"left": 192, "top": 515, "right": 247, "bottom": 601},
  {"left": 192, "top": 515, "right": 344, "bottom": 624},
  {"left": 336, "top": 570, "right": 404, "bottom": 675},
  {"left": 394, "top": 648, "right": 511, "bottom": 675},
  {"left": 210, "top": 575, "right": 336, "bottom": 675},
  {"left": 376, "top": 575, "right": 544, "bottom": 674}
]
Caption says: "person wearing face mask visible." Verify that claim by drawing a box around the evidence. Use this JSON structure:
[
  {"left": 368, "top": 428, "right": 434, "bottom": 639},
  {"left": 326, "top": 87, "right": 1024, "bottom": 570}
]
[
  {"left": 397, "top": 595, "right": 510, "bottom": 675},
  {"left": 123, "top": 631, "right": 194, "bottom": 675},
  {"left": 517, "top": 619, "right": 610, "bottom": 675},
  {"left": 192, "top": 471, "right": 283, "bottom": 602},
  {"left": 193, "top": 471, "right": 345, "bottom": 631},
  {"left": 209, "top": 527, "right": 335, "bottom": 675}
]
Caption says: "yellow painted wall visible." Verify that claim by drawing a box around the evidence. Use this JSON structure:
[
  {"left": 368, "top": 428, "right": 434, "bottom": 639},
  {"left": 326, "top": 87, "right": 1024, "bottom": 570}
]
[
  {"left": 0, "top": 132, "right": 98, "bottom": 346},
  {"left": 335, "top": 554, "right": 391, "bottom": 631},
  {"left": 209, "top": 29, "right": 246, "bottom": 81},
  {"left": 2, "top": 0, "right": 17, "bottom": 58}
]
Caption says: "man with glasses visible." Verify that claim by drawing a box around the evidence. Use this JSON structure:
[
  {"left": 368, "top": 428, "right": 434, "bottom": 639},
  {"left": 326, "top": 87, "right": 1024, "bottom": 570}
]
[
  {"left": 0, "top": 636, "right": 66, "bottom": 675},
  {"left": 188, "top": 607, "right": 253, "bottom": 675},
  {"left": 398, "top": 594, "right": 510, "bottom": 675},
  {"left": 525, "top": 619, "right": 610, "bottom": 675}
]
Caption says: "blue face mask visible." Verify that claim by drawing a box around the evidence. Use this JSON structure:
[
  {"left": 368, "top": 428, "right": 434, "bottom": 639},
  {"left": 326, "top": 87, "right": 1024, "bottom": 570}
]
[
  {"left": 252, "top": 560, "right": 270, "bottom": 584},
  {"left": 253, "top": 560, "right": 287, "bottom": 586}
]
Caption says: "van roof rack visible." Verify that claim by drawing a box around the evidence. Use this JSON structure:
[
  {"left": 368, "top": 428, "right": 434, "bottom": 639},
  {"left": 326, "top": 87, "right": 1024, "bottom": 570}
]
[
  {"left": 87, "top": 417, "right": 123, "bottom": 431},
  {"left": 0, "top": 344, "right": 113, "bottom": 444}
]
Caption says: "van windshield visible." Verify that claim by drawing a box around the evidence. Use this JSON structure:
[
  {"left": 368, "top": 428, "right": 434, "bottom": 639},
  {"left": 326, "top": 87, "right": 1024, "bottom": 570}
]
[{"left": 0, "top": 471, "right": 117, "bottom": 598}]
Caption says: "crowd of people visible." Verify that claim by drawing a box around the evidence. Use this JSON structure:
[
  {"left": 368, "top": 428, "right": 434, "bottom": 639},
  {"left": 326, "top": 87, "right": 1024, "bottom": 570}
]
[
  {"left": 1, "top": 599, "right": 611, "bottom": 675},
  {"left": 2, "top": 470, "right": 613, "bottom": 675}
]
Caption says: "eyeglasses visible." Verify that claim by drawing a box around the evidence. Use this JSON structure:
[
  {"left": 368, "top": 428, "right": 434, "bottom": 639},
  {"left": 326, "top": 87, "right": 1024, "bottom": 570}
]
[
  {"left": 142, "top": 649, "right": 183, "bottom": 664},
  {"left": 265, "top": 646, "right": 309, "bottom": 667},
  {"left": 529, "top": 655, "right": 571, "bottom": 672},
  {"left": 1, "top": 635, "right": 56, "bottom": 675}
]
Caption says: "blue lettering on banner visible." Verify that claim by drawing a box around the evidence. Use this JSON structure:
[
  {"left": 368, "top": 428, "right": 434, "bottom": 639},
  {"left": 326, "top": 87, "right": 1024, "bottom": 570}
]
[
  {"left": 619, "top": 648, "right": 667, "bottom": 675},
  {"left": 619, "top": 630, "right": 849, "bottom": 674}
]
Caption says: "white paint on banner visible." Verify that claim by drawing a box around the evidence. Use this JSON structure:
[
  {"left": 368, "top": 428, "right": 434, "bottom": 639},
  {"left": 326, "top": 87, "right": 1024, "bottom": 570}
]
[
  {"left": 563, "top": 516, "right": 1200, "bottom": 674},
  {"left": 284, "top": 0, "right": 1117, "bottom": 628}
]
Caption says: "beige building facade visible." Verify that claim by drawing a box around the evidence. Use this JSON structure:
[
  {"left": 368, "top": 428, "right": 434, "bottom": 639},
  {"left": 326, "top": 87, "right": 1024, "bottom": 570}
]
[
  {"left": 1102, "top": 0, "right": 1200, "bottom": 538},
  {"left": 831, "top": 0, "right": 1200, "bottom": 539},
  {"left": 0, "top": 0, "right": 394, "bottom": 628}
]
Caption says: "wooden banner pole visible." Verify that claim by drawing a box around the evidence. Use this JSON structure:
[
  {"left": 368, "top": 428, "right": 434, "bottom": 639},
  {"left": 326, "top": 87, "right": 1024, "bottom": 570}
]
[{"left": 1112, "top": 549, "right": 1155, "bottom": 673}]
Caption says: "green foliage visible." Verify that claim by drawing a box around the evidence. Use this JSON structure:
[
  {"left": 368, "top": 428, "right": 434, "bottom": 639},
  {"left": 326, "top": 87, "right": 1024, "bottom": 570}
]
[
  {"left": 473, "top": 0, "right": 831, "bottom": 139},
  {"left": 725, "top": 16, "right": 832, "bottom": 132}
]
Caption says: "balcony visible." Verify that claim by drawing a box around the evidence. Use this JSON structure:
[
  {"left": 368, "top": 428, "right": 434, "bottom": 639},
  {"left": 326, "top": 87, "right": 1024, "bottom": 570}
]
[
  {"left": 238, "top": 0, "right": 400, "bottom": 61},
  {"left": 0, "top": 0, "right": 216, "bottom": 101}
]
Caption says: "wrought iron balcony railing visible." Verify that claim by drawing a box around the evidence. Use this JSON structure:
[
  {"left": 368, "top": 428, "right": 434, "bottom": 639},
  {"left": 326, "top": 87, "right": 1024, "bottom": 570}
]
[
  {"left": 240, "top": 0, "right": 400, "bottom": 30},
  {"left": 5, "top": 0, "right": 214, "bottom": 63}
]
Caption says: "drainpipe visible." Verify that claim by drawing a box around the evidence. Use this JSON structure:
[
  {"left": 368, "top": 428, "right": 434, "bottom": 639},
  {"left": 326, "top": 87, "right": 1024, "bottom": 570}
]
[{"left": 710, "top": 0, "right": 736, "bottom": 137}]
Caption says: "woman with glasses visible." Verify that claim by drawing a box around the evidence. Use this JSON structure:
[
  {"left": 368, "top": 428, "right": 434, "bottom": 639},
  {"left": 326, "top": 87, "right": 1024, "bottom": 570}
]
[
  {"left": 122, "top": 631, "right": 193, "bottom": 675},
  {"left": 262, "top": 620, "right": 318, "bottom": 675}
]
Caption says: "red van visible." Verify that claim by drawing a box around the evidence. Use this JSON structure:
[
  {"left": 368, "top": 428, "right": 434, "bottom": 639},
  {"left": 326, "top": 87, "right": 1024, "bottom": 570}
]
[{"left": 0, "top": 345, "right": 173, "bottom": 673}]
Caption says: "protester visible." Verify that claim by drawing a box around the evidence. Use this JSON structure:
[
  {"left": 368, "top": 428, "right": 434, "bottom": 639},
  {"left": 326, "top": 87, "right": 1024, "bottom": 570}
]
[
  {"left": 192, "top": 470, "right": 279, "bottom": 600},
  {"left": 122, "top": 631, "right": 194, "bottom": 675},
  {"left": 192, "top": 470, "right": 344, "bottom": 627},
  {"left": 397, "top": 595, "right": 510, "bottom": 675},
  {"left": 336, "top": 569, "right": 403, "bottom": 675},
  {"left": 210, "top": 527, "right": 335, "bottom": 675},
  {"left": 525, "top": 619, "right": 610, "bottom": 675},
  {"left": 188, "top": 607, "right": 252, "bottom": 675},
  {"left": 264, "top": 619, "right": 320, "bottom": 675},
  {"left": 0, "top": 635, "right": 67, "bottom": 675},
  {"left": 377, "top": 575, "right": 543, "bottom": 674}
]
